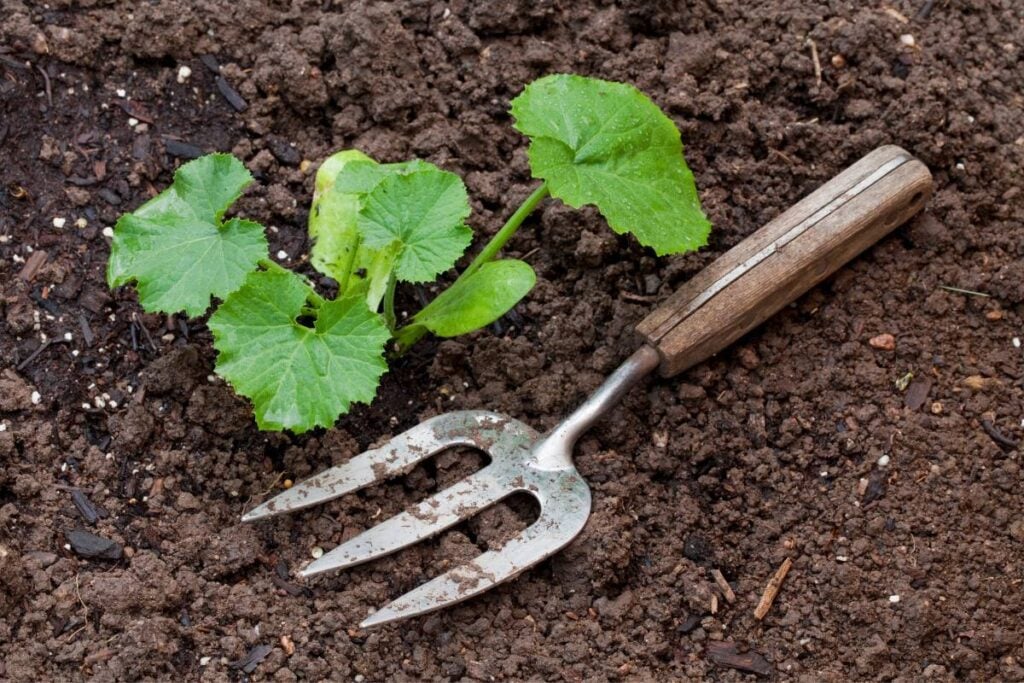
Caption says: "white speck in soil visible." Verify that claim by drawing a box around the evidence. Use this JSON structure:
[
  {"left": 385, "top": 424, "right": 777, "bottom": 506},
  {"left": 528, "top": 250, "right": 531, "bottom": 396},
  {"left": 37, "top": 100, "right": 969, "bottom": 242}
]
[
  {"left": 30, "top": 391, "right": 41, "bottom": 404},
  {"left": 1013, "top": 337, "right": 1021, "bottom": 348},
  {"left": 311, "top": 546, "right": 324, "bottom": 559},
  {"left": 889, "top": 595, "right": 901, "bottom": 603},
  {"left": 53, "top": 217, "right": 67, "bottom": 229},
  {"left": 277, "top": 250, "right": 288, "bottom": 259},
  {"left": 177, "top": 65, "right": 192, "bottom": 83},
  {"left": 115, "top": 88, "right": 126, "bottom": 97},
  {"left": 877, "top": 454, "right": 890, "bottom": 467},
  {"left": 128, "top": 117, "right": 139, "bottom": 127},
  {"left": 102, "top": 226, "right": 114, "bottom": 238},
  {"left": 63, "top": 332, "right": 73, "bottom": 341}
]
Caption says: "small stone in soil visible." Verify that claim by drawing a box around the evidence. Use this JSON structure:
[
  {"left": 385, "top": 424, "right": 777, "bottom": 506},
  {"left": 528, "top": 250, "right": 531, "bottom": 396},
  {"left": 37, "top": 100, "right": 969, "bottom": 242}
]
[
  {"left": 869, "top": 333, "right": 896, "bottom": 350},
  {"left": 65, "top": 529, "right": 123, "bottom": 560}
]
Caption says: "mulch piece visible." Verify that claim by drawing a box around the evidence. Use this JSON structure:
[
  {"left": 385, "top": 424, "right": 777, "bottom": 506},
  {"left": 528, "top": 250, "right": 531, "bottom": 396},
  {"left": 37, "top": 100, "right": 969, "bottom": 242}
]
[
  {"left": 230, "top": 644, "right": 273, "bottom": 674},
  {"left": 706, "top": 641, "right": 772, "bottom": 677},
  {"left": 70, "top": 489, "right": 105, "bottom": 525},
  {"left": 904, "top": 378, "right": 932, "bottom": 410},
  {"left": 215, "top": 76, "right": 247, "bottom": 112},
  {"left": 65, "top": 529, "right": 123, "bottom": 560}
]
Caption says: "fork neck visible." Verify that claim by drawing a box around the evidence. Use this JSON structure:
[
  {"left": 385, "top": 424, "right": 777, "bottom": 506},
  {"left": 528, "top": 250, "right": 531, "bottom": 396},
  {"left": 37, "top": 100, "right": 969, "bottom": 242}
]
[{"left": 532, "top": 345, "right": 661, "bottom": 470}]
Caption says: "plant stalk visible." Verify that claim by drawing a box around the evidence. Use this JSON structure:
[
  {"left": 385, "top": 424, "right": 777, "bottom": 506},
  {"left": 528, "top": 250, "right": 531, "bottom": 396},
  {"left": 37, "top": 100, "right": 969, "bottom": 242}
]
[
  {"left": 335, "top": 237, "right": 361, "bottom": 296},
  {"left": 383, "top": 272, "right": 398, "bottom": 332},
  {"left": 393, "top": 180, "right": 549, "bottom": 351},
  {"left": 461, "top": 181, "right": 549, "bottom": 279}
]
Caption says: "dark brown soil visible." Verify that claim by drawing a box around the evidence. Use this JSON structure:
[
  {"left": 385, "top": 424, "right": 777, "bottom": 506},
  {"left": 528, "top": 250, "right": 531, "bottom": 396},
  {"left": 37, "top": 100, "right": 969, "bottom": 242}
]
[{"left": 2, "top": 1, "right": 1024, "bottom": 680}]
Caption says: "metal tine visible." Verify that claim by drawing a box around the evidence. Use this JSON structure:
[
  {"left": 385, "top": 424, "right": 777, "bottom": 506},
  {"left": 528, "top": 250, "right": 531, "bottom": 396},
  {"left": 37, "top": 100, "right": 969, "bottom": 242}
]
[
  {"left": 299, "top": 465, "right": 511, "bottom": 577},
  {"left": 358, "top": 468, "right": 591, "bottom": 629},
  {"left": 242, "top": 411, "right": 524, "bottom": 522}
]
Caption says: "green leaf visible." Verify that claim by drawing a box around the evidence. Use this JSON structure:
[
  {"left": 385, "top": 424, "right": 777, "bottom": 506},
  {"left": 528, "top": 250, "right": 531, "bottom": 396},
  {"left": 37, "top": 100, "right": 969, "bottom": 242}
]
[
  {"left": 208, "top": 268, "right": 390, "bottom": 433},
  {"left": 333, "top": 159, "right": 431, "bottom": 194},
  {"left": 107, "top": 154, "right": 267, "bottom": 316},
  {"left": 357, "top": 167, "right": 473, "bottom": 283},
  {"left": 410, "top": 260, "right": 535, "bottom": 337},
  {"left": 510, "top": 74, "right": 710, "bottom": 256},
  {"left": 309, "top": 152, "right": 436, "bottom": 295},
  {"left": 309, "top": 149, "right": 374, "bottom": 287},
  {"left": 365, "top": 242, "right": 401, "bottom": 310}
]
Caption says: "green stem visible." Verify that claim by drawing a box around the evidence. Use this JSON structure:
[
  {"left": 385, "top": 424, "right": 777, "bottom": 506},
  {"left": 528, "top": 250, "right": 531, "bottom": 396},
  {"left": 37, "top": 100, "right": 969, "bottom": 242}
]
[
  {"left": 383, "top": 272, "right": 398, "bottom": 332},
  {"left": 393, "top": 180, "right": 549, "bottom": 352},
  {"left": 258, "top": 257, "right": 290, "bottom": 276},
  {"left": 335, "top": 237, "right": 361, "bottom": 296},
  {"left": 462, "top": 181, "right": 549, "bottom": 279}
]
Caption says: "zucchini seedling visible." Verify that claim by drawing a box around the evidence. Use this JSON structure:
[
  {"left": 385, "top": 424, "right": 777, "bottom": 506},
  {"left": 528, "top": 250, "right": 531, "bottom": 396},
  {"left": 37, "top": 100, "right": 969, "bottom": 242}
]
[{"left": 107, "top": 74, "right": 710, "bottom": 432}]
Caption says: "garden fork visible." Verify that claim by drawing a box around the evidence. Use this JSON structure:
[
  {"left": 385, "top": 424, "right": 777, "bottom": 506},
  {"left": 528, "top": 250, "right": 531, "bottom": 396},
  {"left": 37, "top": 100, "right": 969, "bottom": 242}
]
[{"left": 243, "top": 146, "right": 932, "bottom": 627}]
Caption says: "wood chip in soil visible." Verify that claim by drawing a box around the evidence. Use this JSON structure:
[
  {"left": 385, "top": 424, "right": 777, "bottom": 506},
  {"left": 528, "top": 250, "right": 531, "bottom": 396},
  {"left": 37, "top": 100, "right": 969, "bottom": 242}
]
[
  {"left": 706, "top": 641, "right": 772, "bottom": 677},
  {"left": 65, "top": 529, "right": 122, "bottom": 560},
  {"left": 229, "top": 644, "right": 273, "bottom": 674}
]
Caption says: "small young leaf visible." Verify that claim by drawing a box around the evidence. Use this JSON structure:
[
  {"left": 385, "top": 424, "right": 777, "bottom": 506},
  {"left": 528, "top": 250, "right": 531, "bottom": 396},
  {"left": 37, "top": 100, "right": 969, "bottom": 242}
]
[
  {"left": 107, "top": 154, "right": 268, "bottom": 316},
  {"left": 332, "top": 158, "right": 431, "bottom": 194},
  {"left": 310, "top": 153, "right": 435, "bottom": 294},
  {"left": 357, "top": 167, "right": 472, "bottom": 283},
  {"left": 409, "top": 260, "right": 536, "bottom": 337},
  {"left": 309, "top": 149, "right": 374, "bottom": 286},
  {"left": 208, "top": 268, "right": 390, "bottom": 433},
  {"left": 510, "top": 74, "right": 710, "bottom": 256}
]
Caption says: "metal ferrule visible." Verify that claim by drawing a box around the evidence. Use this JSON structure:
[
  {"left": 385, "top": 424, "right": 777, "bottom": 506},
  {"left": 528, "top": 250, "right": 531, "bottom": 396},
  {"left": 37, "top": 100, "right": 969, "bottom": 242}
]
[{"left": 532, "top": 345, "right": 661, "bottom": 470}]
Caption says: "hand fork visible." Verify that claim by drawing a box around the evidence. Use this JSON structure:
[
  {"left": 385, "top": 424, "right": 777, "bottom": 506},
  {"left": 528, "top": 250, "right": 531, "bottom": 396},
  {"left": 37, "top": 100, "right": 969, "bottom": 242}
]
[{"left": 243, "top": 146, "right": 932, "bottom": 628}]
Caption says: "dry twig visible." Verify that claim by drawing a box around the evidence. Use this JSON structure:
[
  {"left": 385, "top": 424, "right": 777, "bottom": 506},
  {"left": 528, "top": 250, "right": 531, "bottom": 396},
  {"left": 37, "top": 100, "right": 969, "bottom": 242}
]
[
  {"left": 754, "top": 557, "right": 793, "bottom": 620},
  {"left": 711, "top": 568, "right": 736, "bottom": 603}
]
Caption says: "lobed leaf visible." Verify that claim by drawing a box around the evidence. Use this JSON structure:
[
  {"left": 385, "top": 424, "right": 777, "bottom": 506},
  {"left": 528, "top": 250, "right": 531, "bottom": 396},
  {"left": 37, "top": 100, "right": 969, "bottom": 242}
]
[
  {"left": 107, "top": 154, "right": 267, "bottom": 316},
  {"left": 208, "top": 268, "right": 390, "bottom": 433},
  {"left": 510, "top": 74, "right": 710, "bottom": 256},
  {"left": 357, "top": 166, "right": 473, "bottom": 283},
  {"left": 408, "top": 259, "right": 536, "bottom": 338}
]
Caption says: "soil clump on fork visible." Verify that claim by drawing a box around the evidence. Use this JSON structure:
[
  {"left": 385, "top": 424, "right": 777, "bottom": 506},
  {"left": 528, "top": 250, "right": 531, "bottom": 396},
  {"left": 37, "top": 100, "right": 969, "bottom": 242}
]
[{"left": 2, "top": 1, "right": 1024, "bottom": 680}]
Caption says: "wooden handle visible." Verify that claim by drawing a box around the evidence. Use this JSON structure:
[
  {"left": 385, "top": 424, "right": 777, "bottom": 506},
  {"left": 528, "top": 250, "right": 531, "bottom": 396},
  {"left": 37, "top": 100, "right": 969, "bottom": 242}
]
[{"left": 636, "top": 145, "right": 933, "bottom": 377}]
